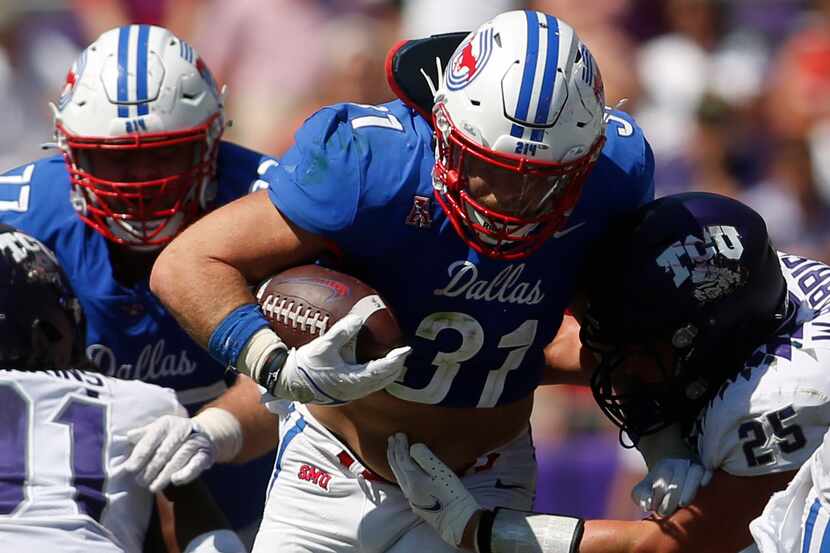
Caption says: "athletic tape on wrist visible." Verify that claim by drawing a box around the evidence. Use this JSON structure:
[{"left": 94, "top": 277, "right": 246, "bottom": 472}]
[
  {"left": 193, "top": 407, "right": 243, "bottom": 463},
  {"left": 239, "top": 327, "right": 287, "bottom": 385},
  {"left": 490, "top": 508, "right": 584, "bottom": 553},
  {"left": 207, "top": 304, "right": 270, "bottom": 370}
]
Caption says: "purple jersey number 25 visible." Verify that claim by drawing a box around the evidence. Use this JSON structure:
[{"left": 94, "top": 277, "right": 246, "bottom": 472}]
[{"left": 0, "top": 383, "right": 108, "bottom": 520}]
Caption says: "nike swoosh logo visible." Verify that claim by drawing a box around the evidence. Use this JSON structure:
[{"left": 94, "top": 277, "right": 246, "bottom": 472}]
[
  {"left": 494, "top": 479, "right": 525, "bottom": 490},
  {"left": 552, "top": 222, "right": 586, "bottom": 239},
  {"left": 412, "top": 498, "right": 442, "bottom": 512}
]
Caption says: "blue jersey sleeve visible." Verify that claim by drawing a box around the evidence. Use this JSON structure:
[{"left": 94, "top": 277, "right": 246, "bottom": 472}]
[
  {"left": 267, "top": 106, "right": 362, "bottom": 234},
  {"left": 265, "top": 101, "right": 434, "bottom": 253},
  {"left": 0, "top": 157, "right": 84, "bottom": 262},
  {"left": 560, "top": 108, "right": 656, "bottom": 275},
  {"left": 602, "top": 108, "right": 655, "bottom": 212},
  {"left": 213, "top": 141, "right": 278, "bottom": 205}
]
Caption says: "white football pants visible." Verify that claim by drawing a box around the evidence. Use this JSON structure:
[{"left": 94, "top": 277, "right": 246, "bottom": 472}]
[{"left": 252, "top": 403, "right": 536, "bottom": 552}]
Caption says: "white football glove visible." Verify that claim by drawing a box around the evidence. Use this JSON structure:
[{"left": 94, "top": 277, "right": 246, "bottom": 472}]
[
  {"left": 269, "top": 314, "right": 411, "bottom": 405},
  {"left": 124, "top": 408, "right": 242, "bottom": 493},
  {"left": 386, "top": 433, "right": 481, "bottom": 548},
  {"left": 632, "top": 457, "right": 713, "bottom": 516},
  {"left": 632, "top": 424, "right": 712, "bottom": 516}
]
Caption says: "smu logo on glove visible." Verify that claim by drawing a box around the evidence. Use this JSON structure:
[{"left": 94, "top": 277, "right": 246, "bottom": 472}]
[{"left": 298, "top": 463, "right": 332, "bottom": 490}]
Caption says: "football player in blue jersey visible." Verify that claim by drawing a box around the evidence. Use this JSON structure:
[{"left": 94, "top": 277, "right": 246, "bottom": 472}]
[
  {"left": 0, "top": 24, "right": 288, "bottom": 541},
  {"left": 145, "top": 10, "right": 701, "bottom": 552},
  {"left": 387, "top": 192, "right": 830, "bottom": 553},
  {"left": 0, "top": 224, "right": 246, "bottom": 553}
]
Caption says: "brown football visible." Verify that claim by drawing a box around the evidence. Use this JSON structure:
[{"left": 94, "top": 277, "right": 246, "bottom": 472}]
[{"left": 255, "top": 264, "right": 403, "bottom": 362}]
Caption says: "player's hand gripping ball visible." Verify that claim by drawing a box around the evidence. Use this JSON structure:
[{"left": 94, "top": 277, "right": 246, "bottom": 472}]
[
  {"left": 255, "top": 264, "right": 409, "bottom": 404},
  {"left": 256, "top": 264, "right": 403, "bottom": 361}
]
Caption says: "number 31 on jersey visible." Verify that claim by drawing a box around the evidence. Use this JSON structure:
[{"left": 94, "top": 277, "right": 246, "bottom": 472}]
[{"left": 387, "top": 312, "right": 538, "bottom": 407}]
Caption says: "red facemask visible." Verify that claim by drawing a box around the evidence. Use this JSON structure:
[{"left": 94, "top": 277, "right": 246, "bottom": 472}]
[
  {"left": 57, "top": 113, "right": 223, "bottom": 248},
  {"left": 432, "top": 103, "right": 605, "bottom": 260}
]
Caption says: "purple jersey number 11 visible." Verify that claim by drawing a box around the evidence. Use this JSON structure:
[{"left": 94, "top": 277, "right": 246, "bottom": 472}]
[{"left": 0, "top": 383, "right": 108, "bottom": 520}]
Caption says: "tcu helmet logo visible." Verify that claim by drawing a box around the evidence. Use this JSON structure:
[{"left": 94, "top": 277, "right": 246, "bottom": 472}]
[
  {"left": 0, "top": 231, "right": 56, "bottom": 264},
  {"left": 446, "top": 27, "right": 494, "bottom": 91},
  {"left": 656, "top": 225, "right": 747, "bottom": 303}
]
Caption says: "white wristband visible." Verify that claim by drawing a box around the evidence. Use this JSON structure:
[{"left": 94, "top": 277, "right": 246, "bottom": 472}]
[
  {"left": 193, "top": 408, "right": 243, "bottom": 463},
  {"left": 237, "top": 327, "right": 286, "bottom": 382},
  {"left": 490, "top": 509, "right": 583, "bottom": 553},
  {"left": 183, "top": 529, "right": 246, "bottom": 553}
]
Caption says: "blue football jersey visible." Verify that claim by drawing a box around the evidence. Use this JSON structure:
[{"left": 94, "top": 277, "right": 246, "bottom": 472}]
[
  {"left": 0, "top": 141, "right": 272, "bottom": 405},
  {"left": 266, "top": 100, "right": 655, "bottom": 408},
  {"left": 0, "top": 141, "right": 278, "bottom": 529}
]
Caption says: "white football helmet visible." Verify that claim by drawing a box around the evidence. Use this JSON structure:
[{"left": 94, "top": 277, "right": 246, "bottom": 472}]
[
  {"left": 432, "top": 10, "right": 606, "bottom": 259},
  {"left": 53, "top": 25, "right": 225, "bottom": 249}
]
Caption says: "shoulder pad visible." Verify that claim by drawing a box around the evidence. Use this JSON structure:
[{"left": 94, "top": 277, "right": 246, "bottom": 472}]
[{"left": 385, "top": 32, "right": 468, "bottom": 120}]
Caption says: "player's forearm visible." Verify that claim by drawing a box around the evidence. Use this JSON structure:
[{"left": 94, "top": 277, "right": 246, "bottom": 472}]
[
  {"left": 151, "top": 231, "right": 254, "bottom": 348},
  {"left": 541, "top": 314, "right": 595, "bottom": 385},
  {"left": 468, "top": 513, "right": 672, "bottom": 553},
  {"left": 580, "top": 520, "right": 656, "bottom": 553},
  {"left": 582, "top": 512, "right": 752, "bottom": 553},
  {"left": 201, "top": 375, "right": 279, "bottom": 463},
  {"left": 152, "top": 191, "right": 328, "bottom": 359}
]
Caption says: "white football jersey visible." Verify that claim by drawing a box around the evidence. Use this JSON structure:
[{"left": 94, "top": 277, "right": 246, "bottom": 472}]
[
  {"left": 691, "top": 253, "right": 830, "bottom": 477},
  {"left": 0, "top": 368, "right": 186, "bottom": 552}
]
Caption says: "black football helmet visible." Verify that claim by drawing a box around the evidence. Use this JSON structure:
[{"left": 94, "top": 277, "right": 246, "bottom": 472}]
[
  {"left": 0, "top": 224, "right": 86, "bottom": 369},
  {"left": 583, "top": 193, "right": 789, "bottom": 440}
]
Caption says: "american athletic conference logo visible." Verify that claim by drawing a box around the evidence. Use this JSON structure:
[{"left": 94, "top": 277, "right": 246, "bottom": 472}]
[{"left": 446, "top": 27, "right": 494, "bottom": 91}]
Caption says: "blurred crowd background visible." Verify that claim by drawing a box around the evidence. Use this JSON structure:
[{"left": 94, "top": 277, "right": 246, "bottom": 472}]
[{"left": 2, "top": 0, "right": 828, "bottom": 521}]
